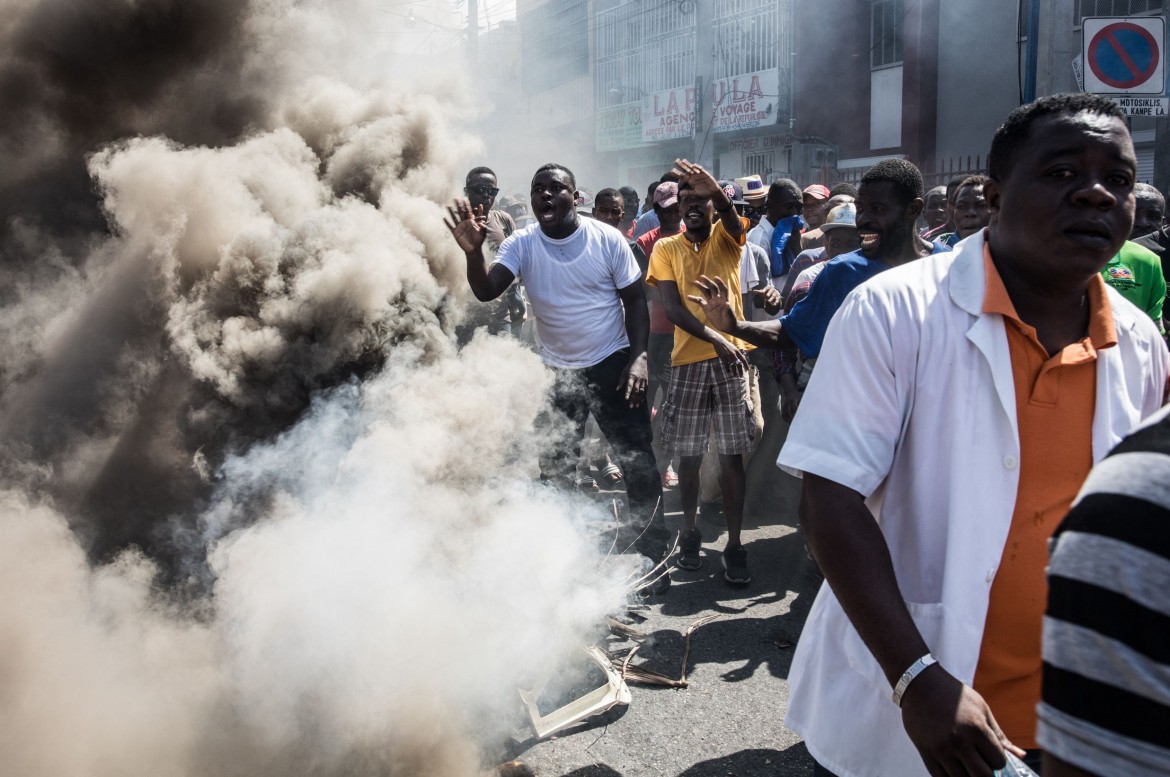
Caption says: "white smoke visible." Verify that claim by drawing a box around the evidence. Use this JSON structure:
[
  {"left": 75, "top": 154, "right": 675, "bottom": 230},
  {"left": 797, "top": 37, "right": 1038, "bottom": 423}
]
[
  {"left": 0, "top": 2, "right": 628, "bottom": 774},
  {"left": 1, "top": 340, "right": 623, "bottom": 775}
]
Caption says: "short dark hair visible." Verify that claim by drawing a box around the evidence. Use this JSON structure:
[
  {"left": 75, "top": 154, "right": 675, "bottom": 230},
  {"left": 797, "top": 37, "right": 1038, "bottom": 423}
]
[
  {"left": 860, "top": 158, "right": 924, "bottom": 204},
  {"left": 619, "top": 185, "right": 638, "bottom": 201},
  {"left": 466, "top": 166, "right": 496, "bottom": 185},
  {"left": 769, "top": 179, "right": 802, "bottom": 201},
  {"left": 533, "top": 162, "right": 576, "bottom": 189},
  {"left": 957, "top": 174, "right": 989, "bottom": 191},
  {"left": 829, "top": 182, "right": 858, "bottom": 198},
  {"left": 660, "top": 170, "right": 681, "bottom": 184},
  {"left": 988, "top": 93, "right": 1127, "bottom": 181},
  {"left": 1134, "top": 182, "right": 1166, "bottom": 212},
  {"left": 646, "top": 181, "right": 659, "bottom": 198},
  {"left": 595, "top": 187, "right": 621, "bottom": 203}
]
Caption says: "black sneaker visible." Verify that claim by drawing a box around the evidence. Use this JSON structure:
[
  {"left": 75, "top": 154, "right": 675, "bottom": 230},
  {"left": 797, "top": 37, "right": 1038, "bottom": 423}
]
[
  {"left": 638, "top": 570, "right": 672, "bottom": 598},
  {"left": 676, "top": 528, "right": 702, "bottom": 570},
  {"left": 722, "top": 545, "right": 751, "bottom": 585}
]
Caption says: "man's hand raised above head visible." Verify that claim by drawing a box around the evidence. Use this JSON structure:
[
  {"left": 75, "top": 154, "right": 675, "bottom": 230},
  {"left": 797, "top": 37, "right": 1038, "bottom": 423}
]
[
  {"left": 687, "top": 274, "right": 738, "bottom": 334},
  {"left": 444, "top": 197, "right": 487, "bottom": 254},
  {"left": 672, "top": 159, "right": 722, "bottom": 201}
]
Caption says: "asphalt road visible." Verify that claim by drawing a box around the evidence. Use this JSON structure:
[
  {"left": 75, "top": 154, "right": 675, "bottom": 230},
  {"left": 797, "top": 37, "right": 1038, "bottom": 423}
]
[{"left": 502, "top": 377, "right": 827, "bottom": 777}]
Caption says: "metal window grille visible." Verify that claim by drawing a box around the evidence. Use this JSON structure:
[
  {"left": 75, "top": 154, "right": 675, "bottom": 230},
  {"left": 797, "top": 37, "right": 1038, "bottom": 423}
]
[
  {"left": 871, "top": 0, "right": 904, "bottom": 69},
  {"left": 595, "top": 0, "right": 696, "bottom": 105},
  {"left": 743, "top": 151, "right": 776, "bottom": 178},
  {"left": 714, "top": 0, "right": 783, "bottom": 79},
  {"left": 1076, "top": 0, "right": 1166, "bottom": 24},
  {"left": 595, "top": 0, "right": 792, "bottom": 107}
]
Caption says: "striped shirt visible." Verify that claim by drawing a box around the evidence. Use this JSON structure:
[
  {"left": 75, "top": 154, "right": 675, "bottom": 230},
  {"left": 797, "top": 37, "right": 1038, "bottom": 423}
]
[{"left": 1037, "top": 404, "right": 1170, "bottom": 776}]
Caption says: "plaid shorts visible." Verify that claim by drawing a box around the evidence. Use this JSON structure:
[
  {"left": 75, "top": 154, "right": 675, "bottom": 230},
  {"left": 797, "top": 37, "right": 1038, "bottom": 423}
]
[{"left": 659, "top": 356, "right": 756, "bottom": 456}]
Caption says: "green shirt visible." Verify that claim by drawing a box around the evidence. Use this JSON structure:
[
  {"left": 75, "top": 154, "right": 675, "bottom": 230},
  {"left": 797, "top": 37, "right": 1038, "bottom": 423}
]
[{"left": 1102, "top": 241, "right": 1165, "bottom": 332}]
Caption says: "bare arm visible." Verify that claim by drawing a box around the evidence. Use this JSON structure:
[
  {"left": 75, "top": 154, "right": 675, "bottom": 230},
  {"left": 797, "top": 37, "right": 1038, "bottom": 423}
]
[
  {"left": 687, "top": 275, "right": 794, "bottom": 350},
  {"left": 658, "top": 279, "right": 747, "bottom": 370},
  {"left": 444, "top": 198, "right": 516, "bottom": 301},
  {"left": 801, "top": 474, "right": 1022, "bottom": 776}
]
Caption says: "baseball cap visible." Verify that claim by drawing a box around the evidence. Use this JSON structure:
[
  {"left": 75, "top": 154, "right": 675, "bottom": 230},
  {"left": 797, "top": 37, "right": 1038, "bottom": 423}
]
[
  {"left": 819, "top": 202, "right": 857, "bottom": 232},
  {"left": 737, "top": 174, "right": 767, "bottom": 203},
  {"left": 653, "top": 181, "right": 679, "bottom": 208},
  {"left": 718, "top": 179, "right": 746, "bottom": 206},
  {"left": 803, "top": 184, "right": 830, "bottom": 200}
]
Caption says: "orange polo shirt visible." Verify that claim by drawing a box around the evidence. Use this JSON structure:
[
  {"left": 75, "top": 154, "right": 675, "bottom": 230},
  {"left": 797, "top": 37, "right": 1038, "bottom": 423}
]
[{"left": 972, "top": 245, "right": 1117, "bottom": 747}]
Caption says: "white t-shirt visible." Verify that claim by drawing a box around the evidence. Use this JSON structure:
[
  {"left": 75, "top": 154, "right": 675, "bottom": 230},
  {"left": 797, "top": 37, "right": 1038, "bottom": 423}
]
[
  {"left": 739, "top": 242, "right": 760, "bottom": 293},
  {"left": 741, "top": 241, "right": 775, "bottom": 321},
  {"left": 747, "top": 219, "right": 784, "bottom": 319},
  {"left": 494, "top": 218, "right": 642, "bottom": 368}
]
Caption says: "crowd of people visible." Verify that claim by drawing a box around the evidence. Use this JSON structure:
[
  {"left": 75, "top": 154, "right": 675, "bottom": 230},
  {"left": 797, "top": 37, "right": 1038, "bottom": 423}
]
[{"left": 446, "top": 93, "right": 1170, "bottom": 777}]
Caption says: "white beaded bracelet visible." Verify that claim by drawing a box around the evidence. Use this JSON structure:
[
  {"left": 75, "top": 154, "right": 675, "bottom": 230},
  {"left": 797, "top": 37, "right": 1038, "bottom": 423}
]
[{"left": 892, "top": 653, "right": 937, "bottom": 707}]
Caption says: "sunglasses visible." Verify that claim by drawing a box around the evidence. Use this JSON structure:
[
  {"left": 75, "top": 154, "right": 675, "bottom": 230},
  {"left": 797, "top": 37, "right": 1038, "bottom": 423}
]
[{"left": 465, "top": 185, "right": 500, "bottom": 197}]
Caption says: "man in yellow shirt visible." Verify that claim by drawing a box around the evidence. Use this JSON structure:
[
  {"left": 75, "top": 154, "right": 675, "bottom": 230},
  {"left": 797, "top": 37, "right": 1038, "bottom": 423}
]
[{"left": 648, "top": 159, "right": 756, "bottom": 585}]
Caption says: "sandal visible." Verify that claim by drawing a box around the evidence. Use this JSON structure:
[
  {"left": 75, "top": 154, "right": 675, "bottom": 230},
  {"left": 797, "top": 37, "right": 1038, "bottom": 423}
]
[
  {"left": 662, "top": 464, "right": 679, "bottom": 488},
  {"left": 600, "top": 463, "right": 623, "bottom": 486},
  {"left": 575, "top": 474, "right": 599, "bottom": 491}
]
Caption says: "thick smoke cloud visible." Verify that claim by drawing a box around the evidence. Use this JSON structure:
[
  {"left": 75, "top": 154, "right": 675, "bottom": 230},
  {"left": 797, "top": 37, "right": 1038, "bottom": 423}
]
[
  {"left": 0, "top": 0, "right": 259, "bottom": 244},
  {"left": 0, "top": 0, "right": 625, "bottom": 773},
  {"left": 1, "top": 340, "right": 622, "bottom": 775}
]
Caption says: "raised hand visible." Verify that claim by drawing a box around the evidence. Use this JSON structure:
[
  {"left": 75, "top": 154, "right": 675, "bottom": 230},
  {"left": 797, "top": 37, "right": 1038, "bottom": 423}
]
[
  {"left": 672, "top": 158, "right": 722, "bottom": 201},
  {"left": 444, "top": 197, "right": 487, "bottom": 254},
  {"left": 687, "top": 274, "right": 738, "bottom": 334}
]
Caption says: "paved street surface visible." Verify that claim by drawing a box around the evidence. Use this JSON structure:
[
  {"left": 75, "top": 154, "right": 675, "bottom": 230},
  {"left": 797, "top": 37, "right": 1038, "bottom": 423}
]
[{"left": 505, "top": 381, "right": 827, "bottom": 777}]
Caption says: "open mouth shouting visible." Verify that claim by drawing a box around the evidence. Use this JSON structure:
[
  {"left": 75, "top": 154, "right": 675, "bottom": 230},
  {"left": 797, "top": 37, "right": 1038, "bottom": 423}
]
[{"left": 537, "top": 201, "right": 558, "bottom": 223}]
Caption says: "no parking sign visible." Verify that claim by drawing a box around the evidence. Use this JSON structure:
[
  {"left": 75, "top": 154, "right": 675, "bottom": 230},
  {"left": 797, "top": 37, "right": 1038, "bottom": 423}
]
[{"left": 1083, "top": 17, "right": 1166, "bottom": 95}]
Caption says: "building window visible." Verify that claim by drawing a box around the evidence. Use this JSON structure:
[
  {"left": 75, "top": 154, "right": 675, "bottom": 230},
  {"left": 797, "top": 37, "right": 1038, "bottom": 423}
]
[
  {"left": 871, "top": 0, "right": 904, "bottom": 69},
  {"left": 521, "top": 0, "right": 590, "bottom": 93},
  {"left": 593, "top": 0, "right": 696, "bottom": 107},
  {"left": 744, "top": 151, "right": 776, "bottom": 178},
  {"left": 1076, "top": 0, "right": 1165, "bottom": 25}
]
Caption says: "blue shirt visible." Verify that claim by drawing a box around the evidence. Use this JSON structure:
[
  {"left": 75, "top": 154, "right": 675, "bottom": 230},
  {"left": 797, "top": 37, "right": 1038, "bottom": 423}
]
[{"left": 781, "top": 245, "right": 949, "bottom": 358}]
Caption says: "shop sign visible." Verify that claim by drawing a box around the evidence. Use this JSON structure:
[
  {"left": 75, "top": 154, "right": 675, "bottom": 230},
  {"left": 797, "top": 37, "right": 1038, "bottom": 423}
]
[
  {"left": 595, "top": 102, "right": 647, "bottom": 152},
  {"left": 712, "top": 69, "right": 780, "bottom": 133},
  {"left": 641, "top": 86, "right": 696, "bottom": 143}
]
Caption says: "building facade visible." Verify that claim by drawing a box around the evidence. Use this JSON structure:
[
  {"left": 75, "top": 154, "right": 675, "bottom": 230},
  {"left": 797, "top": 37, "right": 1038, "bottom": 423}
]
[{"left": 509, "top": 0, "right": 1168, "bottom": 193}]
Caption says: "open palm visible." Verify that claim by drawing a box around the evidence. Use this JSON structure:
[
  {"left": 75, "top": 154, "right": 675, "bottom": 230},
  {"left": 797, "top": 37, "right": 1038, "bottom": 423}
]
[
  {"left": 673, "top": 158, "right": 721, "bottom": 199},
  {"left": 445, "top": 198, "right": 487, "bottom": 253}
]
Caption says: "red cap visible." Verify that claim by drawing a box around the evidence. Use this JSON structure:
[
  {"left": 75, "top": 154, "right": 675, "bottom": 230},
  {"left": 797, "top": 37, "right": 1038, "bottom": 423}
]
[{"left": 803, "top": 184, "right": 830, "bottom": 200}]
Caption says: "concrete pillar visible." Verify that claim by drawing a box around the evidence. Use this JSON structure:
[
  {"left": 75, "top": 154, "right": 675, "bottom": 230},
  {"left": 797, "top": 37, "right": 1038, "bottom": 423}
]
[
  {"left": 693, "top": 0, "right": 715, "bottom": 169},
  {"left": 1036, "top": 0, "right": 1076, "bottom": 97}
]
